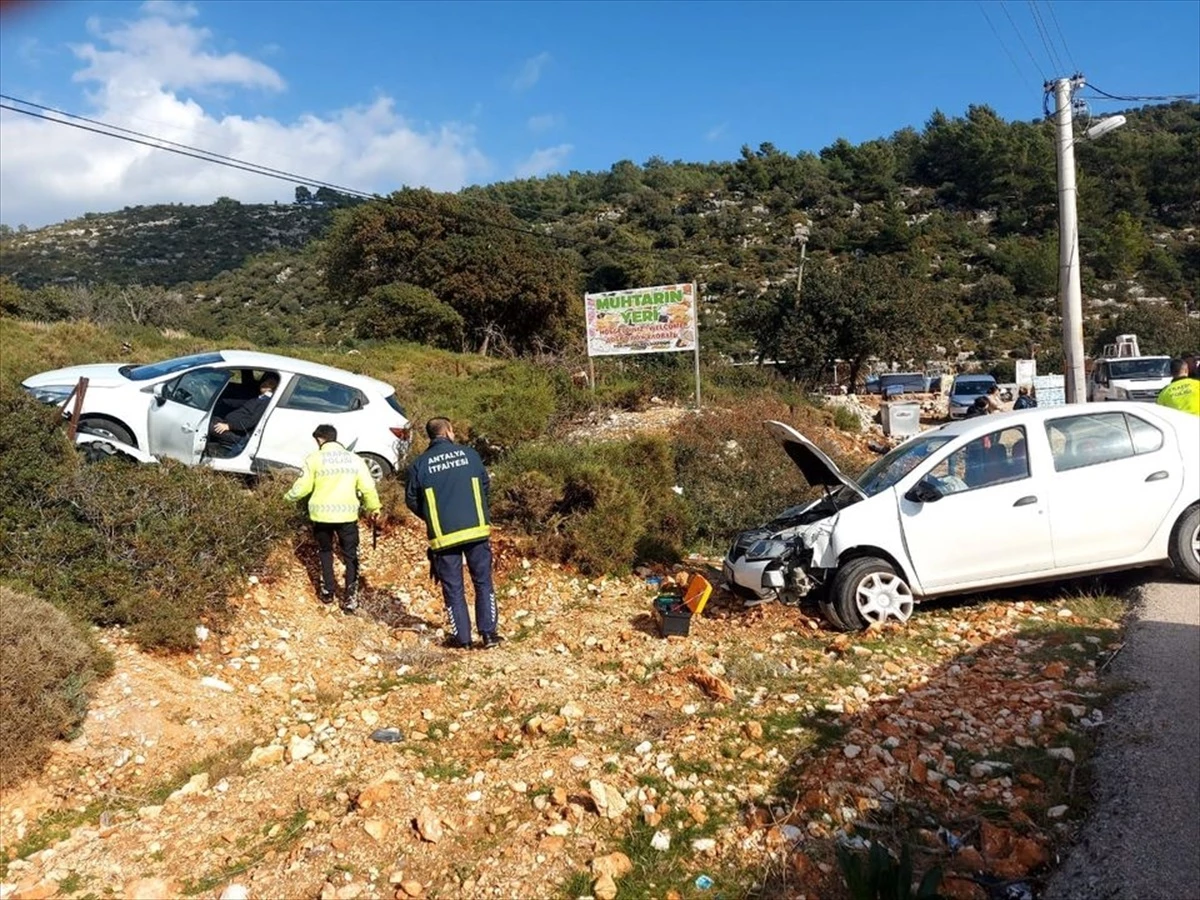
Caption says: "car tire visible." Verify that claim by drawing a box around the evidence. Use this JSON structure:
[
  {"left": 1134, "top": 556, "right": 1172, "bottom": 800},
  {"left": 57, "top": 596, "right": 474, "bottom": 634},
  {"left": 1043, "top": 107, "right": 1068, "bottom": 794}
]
[
  {"left": 818, "top": 591, "right": 851, "bottom": 632},
  {"left": 831, "top": 557, "right": 915, "bottom": 631},
  {"left": 359, "top": 453, "right": 393, "bottom": 483},
  {"left": 1168, "top": 505, "right": 1200, "bottom": 583},
  {"left": 78, "top": 416, "right": 135, "bottom": 447}
]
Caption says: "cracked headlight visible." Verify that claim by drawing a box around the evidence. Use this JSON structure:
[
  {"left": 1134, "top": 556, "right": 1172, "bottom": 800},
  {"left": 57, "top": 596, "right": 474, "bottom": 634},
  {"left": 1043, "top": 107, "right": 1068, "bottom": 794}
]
[
  {"left": 24, "top": 384, "right": 74, "bottom": 405},
  {"left": 746, "top": 539, "right": 788, "bottom": 561}
]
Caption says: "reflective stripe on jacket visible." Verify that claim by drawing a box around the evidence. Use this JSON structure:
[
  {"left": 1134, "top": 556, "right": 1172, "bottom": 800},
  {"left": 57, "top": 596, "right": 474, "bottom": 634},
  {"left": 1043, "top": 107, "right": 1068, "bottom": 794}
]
[
  {"left": 284, "top": 442, "right": 381, "bottom": 523},
  {"left": 1156, "top": 378, "right": 1200, "bottom": 416},
  {"left": 405, "top": 436, "right": 491, "bottom": 550}
]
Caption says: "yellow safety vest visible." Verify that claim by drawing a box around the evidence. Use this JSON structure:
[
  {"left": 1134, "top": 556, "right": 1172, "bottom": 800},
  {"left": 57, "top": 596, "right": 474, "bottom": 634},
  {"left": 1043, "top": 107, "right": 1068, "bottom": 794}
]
[
  {"left": 284, "top": 442, "right": 381, "bottom": 523},
  {"left": 1156, "top": 379, "right": 1200, "bottom": 416}
]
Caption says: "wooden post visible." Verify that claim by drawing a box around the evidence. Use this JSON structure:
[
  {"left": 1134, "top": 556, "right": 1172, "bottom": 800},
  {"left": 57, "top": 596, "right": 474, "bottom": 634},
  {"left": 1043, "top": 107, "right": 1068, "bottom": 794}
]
[
  {"left": 588, "top": 356, "right": 596, "bottom": 396},
  {"left": 691, "top": 282, "right": 701, "bottom": 409},
  {"left": 65, "top": 377, "right": 89, "bottom": 441}
]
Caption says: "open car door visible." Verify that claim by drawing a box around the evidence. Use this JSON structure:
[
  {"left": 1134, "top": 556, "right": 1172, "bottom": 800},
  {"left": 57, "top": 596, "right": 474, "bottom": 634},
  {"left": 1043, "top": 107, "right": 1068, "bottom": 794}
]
[{"left": 147, "top": 368, "right": 230, "bottom": 463}]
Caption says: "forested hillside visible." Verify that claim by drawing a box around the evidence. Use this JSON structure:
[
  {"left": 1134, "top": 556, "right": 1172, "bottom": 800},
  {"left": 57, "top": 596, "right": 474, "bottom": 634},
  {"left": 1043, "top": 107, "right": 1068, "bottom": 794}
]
[{"left": 2, "top": 101, "right": 1197, "bottom": 380}]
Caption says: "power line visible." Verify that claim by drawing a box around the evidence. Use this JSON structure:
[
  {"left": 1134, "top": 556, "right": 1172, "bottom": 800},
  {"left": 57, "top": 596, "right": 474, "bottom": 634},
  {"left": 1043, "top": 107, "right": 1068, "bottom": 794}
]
[
  {"left": 1081, "top": 84, "right": 1200, "bottom": 103},
  {"left": 977, "top": 1, "right": 1035, "bottom": 89},
  {"left": 1042, "top": 0, "right": 1079, "bottom": 74},
  {"left": 998, "top": 0, "right": 1048, "bottom": 81},
  {"left": 0, "top": 97, "right": 585, "bottom": 246},
  {"left": 1027, "top": 0, "right": 1065, "bottom": 75},
  {"left": 0, "top": 94, "right": 378, "bottom": 201}
]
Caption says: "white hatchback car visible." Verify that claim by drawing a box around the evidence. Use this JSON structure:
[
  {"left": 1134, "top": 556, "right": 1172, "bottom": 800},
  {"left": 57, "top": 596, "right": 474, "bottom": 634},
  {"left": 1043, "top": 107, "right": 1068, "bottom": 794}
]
[
  {"left": 724, "top": 404, "right": 1200, "bottom": 631},
  {"left": 22, "top": 350, "right": 412, "bottom": 480}
]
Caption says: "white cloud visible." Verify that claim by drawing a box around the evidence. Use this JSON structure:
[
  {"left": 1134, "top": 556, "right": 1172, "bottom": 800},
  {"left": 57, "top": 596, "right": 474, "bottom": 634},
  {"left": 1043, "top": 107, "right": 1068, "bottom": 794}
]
[
  {"left": 705, "top": 123, "right": 727, "bottom": 142},
  {"left": 512, "top": 52, "right": 550, "bottom": 92},
  {"left": 0, "top": 5, "right": 491, "bottom": 227},
  {"left": 527, "top": 113, "right": 561, "bottom": 133},
  {"left": 138, "top": 0, "right": 198, "bottom": 21},
  {"left": 514, "top": 144, "right": 573, "bottom": 179}
]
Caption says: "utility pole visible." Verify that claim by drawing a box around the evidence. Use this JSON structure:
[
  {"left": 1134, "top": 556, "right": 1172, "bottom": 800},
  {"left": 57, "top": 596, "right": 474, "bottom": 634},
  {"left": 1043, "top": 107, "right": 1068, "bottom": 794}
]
[
  {"left": 1051, "top": 75, "right": 1087, "bottom": 404},
  {"left": 793, "top": 222, "right": 810, "bottom": 297}
]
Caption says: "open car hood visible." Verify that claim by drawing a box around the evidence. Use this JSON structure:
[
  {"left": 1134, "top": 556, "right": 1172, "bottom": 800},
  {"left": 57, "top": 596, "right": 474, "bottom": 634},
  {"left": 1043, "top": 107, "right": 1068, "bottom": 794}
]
[{"left": 764, "top": 420, "right": 867, "bottom": 501}]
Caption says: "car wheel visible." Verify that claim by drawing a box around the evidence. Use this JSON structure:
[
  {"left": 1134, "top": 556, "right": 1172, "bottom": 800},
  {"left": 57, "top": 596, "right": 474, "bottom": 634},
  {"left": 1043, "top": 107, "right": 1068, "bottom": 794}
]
[
  {"left": 1168, "top": 505, "right": 1200, "bottom": 583},
  {"left": 78, "top": 416, "right": 135, "bottom": 447},
  {"left": 818, "top": 591, "right": 851, "bottom": 632},
  {"left": 360, "top": 453, "right": 393, "bottom": 482},
  {"left": 831, "top": 557, "right": 915, "bottom": 631}
]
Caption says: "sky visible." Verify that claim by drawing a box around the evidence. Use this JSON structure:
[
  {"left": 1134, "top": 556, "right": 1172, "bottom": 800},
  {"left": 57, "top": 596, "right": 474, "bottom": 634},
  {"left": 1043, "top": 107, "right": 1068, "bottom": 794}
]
[{"left": 0, "top": 0, "right": 1197, "bottom": 228}]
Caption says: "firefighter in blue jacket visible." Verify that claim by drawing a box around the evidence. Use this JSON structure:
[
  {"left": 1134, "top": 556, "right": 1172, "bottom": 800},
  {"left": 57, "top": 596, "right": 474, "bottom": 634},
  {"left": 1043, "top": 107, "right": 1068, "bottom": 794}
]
[{"left": 405, "top": 417, "right": 501, "bottom": 649}]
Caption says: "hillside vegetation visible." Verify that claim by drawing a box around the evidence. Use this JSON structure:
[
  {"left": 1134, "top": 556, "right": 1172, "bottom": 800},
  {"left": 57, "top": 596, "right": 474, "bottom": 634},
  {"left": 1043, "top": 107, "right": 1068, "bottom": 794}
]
[{"left": 2, "top": 102, "right": 1197, "bottom": 381}]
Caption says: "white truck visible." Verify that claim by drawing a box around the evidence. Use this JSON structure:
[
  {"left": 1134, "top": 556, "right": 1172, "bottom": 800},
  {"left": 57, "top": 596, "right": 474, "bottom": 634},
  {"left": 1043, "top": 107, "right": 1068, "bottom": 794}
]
[{"left": 1087, "top": 334, "right": 1173, "bottom": 403}]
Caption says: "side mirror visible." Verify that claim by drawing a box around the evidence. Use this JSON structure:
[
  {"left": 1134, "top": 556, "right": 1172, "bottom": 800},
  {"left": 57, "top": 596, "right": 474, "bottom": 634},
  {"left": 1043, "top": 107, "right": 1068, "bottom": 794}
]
[
  {"left": 152, "top": 383, "right": 167, "bottom": 406},
  {"left": 905, "top": 479, "right": 943, "bottom": 504}
]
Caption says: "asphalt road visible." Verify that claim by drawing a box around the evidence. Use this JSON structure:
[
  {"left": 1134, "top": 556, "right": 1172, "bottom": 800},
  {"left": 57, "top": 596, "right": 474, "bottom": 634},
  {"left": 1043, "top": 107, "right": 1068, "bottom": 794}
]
[{"left": 1044, "top": 574, "right": 1200, "bottom": 900}]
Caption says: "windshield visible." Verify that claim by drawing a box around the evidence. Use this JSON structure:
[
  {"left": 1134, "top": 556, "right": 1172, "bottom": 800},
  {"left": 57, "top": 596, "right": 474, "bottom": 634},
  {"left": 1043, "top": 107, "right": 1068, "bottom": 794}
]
[
  {"left": 119, "top": 352, "right": 225, "bottom": 382},
  {"left": 856, "top": 433, "right": 956, "bottom": 497},
  {"left": 1108, "top": 358, "right": 1171, "bottom": 379},
  {"left": 952, "top": 380, "right": 994, "bottom": 396}
]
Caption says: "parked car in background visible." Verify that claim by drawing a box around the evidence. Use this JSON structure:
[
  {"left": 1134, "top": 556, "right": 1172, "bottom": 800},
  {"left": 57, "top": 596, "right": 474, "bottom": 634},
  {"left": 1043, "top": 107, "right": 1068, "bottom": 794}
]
[
  {"left": 878, "top": 372, "right": 927, "bottom": 399},
  {"left": 948, "top": 373, "right": 998, "bottom": 418},
  {"left": 724, "top": 404, "right": 1200, "bottom": 631},
  {"left": 22, "top": 350, "right": 412, "bottom": 480},
  {"left": 1088, "top": 356, "right": 1173, "bottom": 402}
]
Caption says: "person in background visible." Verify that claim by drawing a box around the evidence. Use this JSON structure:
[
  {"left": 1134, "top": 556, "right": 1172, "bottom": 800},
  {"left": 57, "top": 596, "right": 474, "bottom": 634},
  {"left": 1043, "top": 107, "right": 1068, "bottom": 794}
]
[
  {"left": 210, "top": 374, "right": 278, "bottom": 454},
  {"left": 1013, "top": 386, "right": 1037, "bottom": 410},
  {"left": 284, "top": 424, "right": 381, "bottom": 612},
  {"left": 984, "top": 383, "right": 1005, "bottom": 414},
  {"left": 965, "top": 395, "right": 991, "bottom": 418},
  {"left": 1155, "top": 358, "right": 1200, "bottom": 416},
  {"left": 405, "top": 417, "right": 501, "bottom": 650}
]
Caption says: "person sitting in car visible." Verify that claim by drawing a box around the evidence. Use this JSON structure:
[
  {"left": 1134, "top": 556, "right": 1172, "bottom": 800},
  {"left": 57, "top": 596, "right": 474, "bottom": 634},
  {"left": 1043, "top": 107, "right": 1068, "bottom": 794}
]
[{"left": 210, "top": 375, "right": 278, "bottom": 453}]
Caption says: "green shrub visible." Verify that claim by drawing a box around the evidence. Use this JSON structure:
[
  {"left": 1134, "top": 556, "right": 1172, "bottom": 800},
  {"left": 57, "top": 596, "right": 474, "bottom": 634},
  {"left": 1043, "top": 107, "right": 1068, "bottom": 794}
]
[
  {"left": 833, "top": 405, "right": 862, "bottom": 433},
  {"left": 492, "top": 435, "right": 687, "bottom": 574},
  {"left": 0, "top": 586, "right": 111, "bottom": 788},
  {"left": 671, "top": 398, "right": 865, "bottom": 551},
  {"left": 0, "top": 380, "right": 79, "bottom": 531},
  {"left": 1, "top": 380, "right": 296, "bottom": 650}
]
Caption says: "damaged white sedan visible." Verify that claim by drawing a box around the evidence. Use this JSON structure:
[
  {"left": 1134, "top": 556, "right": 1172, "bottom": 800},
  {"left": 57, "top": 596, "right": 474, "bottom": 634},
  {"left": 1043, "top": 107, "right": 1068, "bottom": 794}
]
[{"left": 724, "top": 406, "right": 1200, "bottom": 631}]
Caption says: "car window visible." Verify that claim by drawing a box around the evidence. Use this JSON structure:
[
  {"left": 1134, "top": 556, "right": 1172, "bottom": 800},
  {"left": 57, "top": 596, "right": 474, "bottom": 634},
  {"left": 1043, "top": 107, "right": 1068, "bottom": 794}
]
[
  {"left": 1044, "top": 412, "right": 1136, "bottom": 472},
  {"left": 121, "top": 352, "right": 224, "bottom": 381},
  {"left": 1127, "top": 414, "right": 1164, "bottom": 455},
  {"left": 857, "top": 433, "right": 955, "bottom": 496},
  {"left": 281, "top": 375, "right": 364, "bottom": 413},
  {"left": 925, "top": 426, "right": 1029, "bottom": 495},
  {"left": 164, "top": 369, "right": 229, "bottom": 411}
]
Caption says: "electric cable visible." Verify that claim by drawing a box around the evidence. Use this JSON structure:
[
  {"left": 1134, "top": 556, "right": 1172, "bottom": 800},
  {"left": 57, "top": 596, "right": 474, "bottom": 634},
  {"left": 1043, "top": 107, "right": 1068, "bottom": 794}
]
[
  {"left": 0, "top": 93, "right": 574, "bottom": 226},
  {"left": 0, "top": 99, "right": 588, "bottom": 247},
  {"left": 0, "top": 93, "right": 379, "bottom": 202},
  {"left": 999, "top": 0, "right": 1048, "bottom": 81},
  {"left": 1027, "top": 0, "right": 1065, "bottom": 76},
  {"left": 1042, "top": 0, "right": 1079, "bottom": 74},
  {"left": 977, "top": 1, "right": 1035, "bottom": 89},
  {"left": 1081, "top": 85, "right": 1199, "bottom": 102}
]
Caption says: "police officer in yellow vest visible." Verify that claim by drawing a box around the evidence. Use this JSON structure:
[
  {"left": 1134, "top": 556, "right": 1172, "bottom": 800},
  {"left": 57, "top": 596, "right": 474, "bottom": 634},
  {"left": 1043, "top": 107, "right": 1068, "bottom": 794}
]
[
  {"left": 405, "top": 417, "right": 500, "bottom": 649},
  {"left": 1156, "top": 359, "right": 1200, "bottom": 416},
  {"left": 285, "top": 424, "right": 381, "bottom": 612}
]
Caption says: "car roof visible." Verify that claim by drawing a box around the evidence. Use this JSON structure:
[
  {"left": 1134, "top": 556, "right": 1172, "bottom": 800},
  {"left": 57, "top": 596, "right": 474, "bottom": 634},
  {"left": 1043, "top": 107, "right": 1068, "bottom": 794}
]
[
  {"left": 951, "top": 374, "right": 995, "bottom": 382},
  {"left": 930, "top": 401, "right": 1187, "bottom": 439},
  {"left": 215, "top": 350, "right": 395, "bottom": 396}
]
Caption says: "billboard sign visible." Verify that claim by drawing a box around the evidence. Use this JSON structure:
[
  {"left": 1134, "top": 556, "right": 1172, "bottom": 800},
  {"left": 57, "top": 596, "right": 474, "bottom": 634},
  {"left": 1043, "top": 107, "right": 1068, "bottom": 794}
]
[{"left": 584, "top": 283, "right": 696, "bottom": 357}]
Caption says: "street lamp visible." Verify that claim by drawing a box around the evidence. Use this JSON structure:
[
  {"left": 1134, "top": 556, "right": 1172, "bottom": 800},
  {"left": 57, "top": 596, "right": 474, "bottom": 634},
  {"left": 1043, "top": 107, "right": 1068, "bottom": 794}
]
[{"left": 1050, "top": 76, "right": 1125, "bottom": 404}]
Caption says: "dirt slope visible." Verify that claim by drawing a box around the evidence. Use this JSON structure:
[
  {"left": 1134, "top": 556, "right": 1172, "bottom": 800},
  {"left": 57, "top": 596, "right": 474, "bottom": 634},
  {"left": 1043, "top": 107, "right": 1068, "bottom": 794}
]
[{"left": 1, "top": 515, "right": 1127, "bottom": 900}]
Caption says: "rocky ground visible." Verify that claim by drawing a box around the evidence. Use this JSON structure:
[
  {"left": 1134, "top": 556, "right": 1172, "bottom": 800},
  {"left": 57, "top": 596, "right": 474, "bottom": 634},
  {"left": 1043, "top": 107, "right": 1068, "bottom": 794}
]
[{"left": 1, "top": 507, "right": 1128, "bottom": 900}]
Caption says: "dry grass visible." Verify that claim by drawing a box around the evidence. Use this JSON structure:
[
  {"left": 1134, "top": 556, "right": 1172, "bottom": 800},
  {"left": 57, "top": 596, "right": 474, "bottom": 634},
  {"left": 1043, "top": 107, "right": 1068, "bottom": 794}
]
[{"left": 0, "top": 586, "right": 109, "bottom": 788}]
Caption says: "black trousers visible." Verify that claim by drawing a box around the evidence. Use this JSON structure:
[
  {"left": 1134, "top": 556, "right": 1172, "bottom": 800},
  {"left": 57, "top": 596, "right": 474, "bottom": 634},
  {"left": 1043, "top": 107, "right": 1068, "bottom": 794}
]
[
  {"left": 432, "top": 539, "right": 496, "bottom": 642},
  {"left": 313, "top": 521, "right": 359, "bottom": 598}
]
